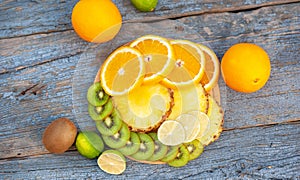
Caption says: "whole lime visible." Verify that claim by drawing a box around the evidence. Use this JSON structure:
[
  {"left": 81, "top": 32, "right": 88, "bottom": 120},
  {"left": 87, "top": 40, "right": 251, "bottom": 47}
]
[
  {"left": 75, "top": 131, "right": 104, "bottom": 159},
  {"left": 130, "top": 0, "right": 158, "bottom": 12}
]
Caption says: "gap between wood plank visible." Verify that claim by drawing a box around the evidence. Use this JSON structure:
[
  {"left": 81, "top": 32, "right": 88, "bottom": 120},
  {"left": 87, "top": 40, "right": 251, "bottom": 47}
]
[
  {"left": 0, "top": 51, "right": 83, "bottom": 75},
  {"left": 223, "top": 118, "right": 300, "bottom": 131},
  {"left": 0, "top": 0, "right": 298, "bottom": 41}
]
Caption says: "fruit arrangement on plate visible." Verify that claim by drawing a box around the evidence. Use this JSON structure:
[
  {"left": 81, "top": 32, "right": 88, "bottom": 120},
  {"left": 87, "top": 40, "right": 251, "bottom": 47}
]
[{"left": 86, "top": 35, "right": 224, "bottom": 174}]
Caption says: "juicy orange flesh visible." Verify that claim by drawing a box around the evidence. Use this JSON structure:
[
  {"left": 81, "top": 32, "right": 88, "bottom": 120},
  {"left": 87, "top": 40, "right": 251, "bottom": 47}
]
[
  {"left": 133, "top": 39, "right": 169, "bottom": 76},
  {"left": 105, "top": 52, "right": 142, "bottom": 92},
  {"left": 166, "top": 44, "right": 201, "bottom": 82}
]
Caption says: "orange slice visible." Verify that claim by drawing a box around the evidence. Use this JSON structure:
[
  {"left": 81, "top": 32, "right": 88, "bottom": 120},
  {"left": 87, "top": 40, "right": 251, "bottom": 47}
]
[
  {"left": 100, "top": 46, "right": 145, "bottom": 96},
  {"left": 129, "top": 35, "right": 175, "bottom": 84},
  {"left": 198, "top": 44, "right": 220, "bottom": 92},
  {"left": 161, "top": 40, "right": 205, "bottom": 89}
]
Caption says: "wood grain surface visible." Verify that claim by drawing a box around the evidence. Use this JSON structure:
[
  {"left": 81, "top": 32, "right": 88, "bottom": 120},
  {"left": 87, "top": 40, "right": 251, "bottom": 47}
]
[{"left": 0, "top": 0, "right": 299, "bottom": 179}]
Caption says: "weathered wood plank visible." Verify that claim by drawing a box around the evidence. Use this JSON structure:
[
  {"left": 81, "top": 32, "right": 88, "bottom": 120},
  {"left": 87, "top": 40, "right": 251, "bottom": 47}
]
[
  {"left": 1, "top": 123, "right": 299, "bottom": 179},
  {"left": 0, "top": 3, "right": 299, "bottom": 159},
  {"left": 1, "top": 3, "right": 299, "bottom": 77},
  {"left": 0, "top": 0, "right": 299, "bottom": 38}
]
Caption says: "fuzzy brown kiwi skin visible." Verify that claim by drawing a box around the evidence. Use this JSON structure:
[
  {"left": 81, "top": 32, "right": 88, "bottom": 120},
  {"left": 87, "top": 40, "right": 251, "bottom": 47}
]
[{"left": 127, "top": 89, "right": 174, "bottom": 133}]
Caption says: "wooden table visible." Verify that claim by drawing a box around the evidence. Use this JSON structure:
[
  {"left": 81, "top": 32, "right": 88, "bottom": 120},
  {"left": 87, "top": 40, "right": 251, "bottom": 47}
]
[{"left": 1, "top": 0, "right": 299, "bottom": 179}]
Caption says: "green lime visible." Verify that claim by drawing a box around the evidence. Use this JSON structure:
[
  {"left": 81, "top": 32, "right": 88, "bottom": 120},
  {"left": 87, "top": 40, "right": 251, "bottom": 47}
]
[
  {"left": 97, "top": 150, "right": 126, "bottom": 175},
  {"left": 130, "top": 0, "right": 158, "bottom": 12},
  {"left": 75, "top": 131, "right": 104, "bottom": 159}
]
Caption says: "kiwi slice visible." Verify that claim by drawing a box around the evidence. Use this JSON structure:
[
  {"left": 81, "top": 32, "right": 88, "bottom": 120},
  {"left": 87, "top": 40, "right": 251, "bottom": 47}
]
[
  {"left": 118, "top": 132, "right": 141, "bottom": 156},
  {"left": 184, "top": 139, "right": 204, "bottom": 161},
  {"left": 102, "top": 123, "right": 130, "bottom": 149},
  {"left": 161, "top": 145, "right": 180, "bottom": 162},
  {"left": 167, "top": 145, "right": 190, "bottom": 167},
  {"left": 130, "top": 133, "right": 155, "bottom": 160},
  {"left": 87, "top": 82, "right": 109, "bottom": 107},
  {"left": 96, "top": 110, "right": 122, "bottom": 136},
  {"left": 88, "top": 98, "right": 113, "bottom": 121},
  {"left": 147, "top": 133, "right": 168, "bottom": 161}
]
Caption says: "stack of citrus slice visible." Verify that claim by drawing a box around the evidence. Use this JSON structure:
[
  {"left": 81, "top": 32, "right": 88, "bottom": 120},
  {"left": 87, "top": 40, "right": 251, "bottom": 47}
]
[{"left": 86, "top": 35, "right": 223, "bottom": 174}]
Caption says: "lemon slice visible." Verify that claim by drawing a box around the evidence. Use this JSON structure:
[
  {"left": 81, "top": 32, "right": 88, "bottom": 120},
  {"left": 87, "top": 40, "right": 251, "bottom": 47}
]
[
  {"left": 161, "top": 40, "right": 205, "bottom": 89},
  {"left": 198, "top": 44, "right": 220, "bottom": 92},
  {"left": 100, "top": 46, "right": 145, "bottom": 96},
  {"left": 97, "top": 150, "right": 126, "bottom": 175},
  {"left": 188, "top": 111, "right": 210, "bottom": 140},
  {"left": 130, "top": 35, "right": 175, "bottom": 84},
  {"left": 175, "top": 113, "right": 201, "bottom": 143},
  {"left": 157, "top": 120, "right": 185, "bottom": 146}
]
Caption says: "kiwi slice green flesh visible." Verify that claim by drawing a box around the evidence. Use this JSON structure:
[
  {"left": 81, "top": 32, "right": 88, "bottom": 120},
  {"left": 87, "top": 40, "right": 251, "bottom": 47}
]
[
  {"left": 168, "top": 145, "right": 190, "bottom": 167},
  {"left": 130, "top": 133, "right": 155, "bottom": 160},
  {"left": 96, "top": 110, "right": 122, "bottom": 136},
  {"left": 102, "top": 123, "right": 130, "bottom": 149},
  {"left": 184, "top": 139, "right": 204, "bottom": 161},
  {"left": 87, "top": 82, "right": 109, "bottom": 107},
  {"left": 147, "top": 133, "right": 168, "bottom": 161},
  {"left": 118, "top": 132, "right": 141, "bottom": 156},
  {"left": 88, "top": 98, "right": 113, "bottom": 121},
  {"left": 161, "top": 145, "right": 180, "bottom": 162}
]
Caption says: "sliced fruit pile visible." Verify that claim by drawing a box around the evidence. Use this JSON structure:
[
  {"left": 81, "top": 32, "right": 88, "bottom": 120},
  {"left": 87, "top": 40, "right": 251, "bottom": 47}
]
[{"left": 84, "top": 35, "right": 224, "bottom": 175}]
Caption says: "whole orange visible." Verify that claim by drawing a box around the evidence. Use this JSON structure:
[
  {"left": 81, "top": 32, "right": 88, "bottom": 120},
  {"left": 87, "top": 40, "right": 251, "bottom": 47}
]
[
  {"left": 221, "top": 43, "right": 271, "bottom": 93},
  {"left": 71, "top": 0, "right": 122, "bottom": 43}
]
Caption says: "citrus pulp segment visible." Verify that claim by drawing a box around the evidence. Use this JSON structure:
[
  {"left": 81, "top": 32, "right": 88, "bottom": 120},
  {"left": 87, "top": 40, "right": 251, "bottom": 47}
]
[
  {"left": 129, "top": 35, "right": 175, "bottom": 84},
  {"left": 197, "top": 44, "right": 220, "bottom": 92},
  {"left": 199, "top": 95, "right": 223, "bottom": 146},
  {"left": 112, "top": 83, "right": 173, "bottom": 132},
  {"left": 100, "top": 46, "right": 145, "bottom": 96},
  {"left": 161, "top": 40, "right": 205, "bottom": 89},
  {"left": 157, "top": 120, "right": 185, "bottom": 146},
  {"left": 97, "top": 150, "right": 126, "bottom": 175}
]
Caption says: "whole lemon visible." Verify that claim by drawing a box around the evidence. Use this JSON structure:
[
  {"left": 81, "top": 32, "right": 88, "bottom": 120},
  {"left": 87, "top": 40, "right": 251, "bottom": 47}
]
[
  {"left": 221, "top": 43, "right": 271, "bottom": 93},
  {"left": 71, "top": 0, "right": 122, "bottom": 43}
]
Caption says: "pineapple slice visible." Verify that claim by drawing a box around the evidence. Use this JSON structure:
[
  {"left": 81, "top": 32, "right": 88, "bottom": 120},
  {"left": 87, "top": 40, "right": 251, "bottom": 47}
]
[
  {"left": 168, "top": 84, "right": 208, "bottom": 120},
  {"left": 113, "top": 84, "right": 173, "bottom": 132},
  {"left": 198, "top": 95, "right": 224, "bottom": 146}
]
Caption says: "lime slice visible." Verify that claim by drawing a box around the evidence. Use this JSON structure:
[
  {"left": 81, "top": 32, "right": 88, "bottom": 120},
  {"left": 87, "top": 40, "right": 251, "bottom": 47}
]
[
  {"left": 187, "top": 111, "right": 210, "bottom": 140},
  {"left": 175, "top": 113, "right": 201, "bottom": 143},
  {"left": 75, "top": 131, "right": 104, "bottom": 159},
  {"left": 97, "top": 150, "right": 126, "bottom": 175},
  {"left": 157, "top": 120, "right": 185, "bottom": 146}
]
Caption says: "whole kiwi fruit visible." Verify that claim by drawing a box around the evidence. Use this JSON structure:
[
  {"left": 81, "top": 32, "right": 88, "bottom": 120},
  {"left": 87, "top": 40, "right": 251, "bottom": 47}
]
[{"left": 42, "top": 118, "right": 77, "bottom": 154}]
